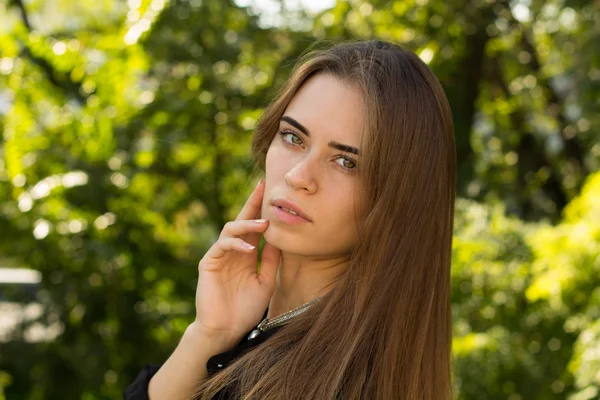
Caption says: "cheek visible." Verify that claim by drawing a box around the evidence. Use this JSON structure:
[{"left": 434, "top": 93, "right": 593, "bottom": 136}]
[
  {"left": 314, "top": 191, "right": 359, "bottom": 252},
  {"left": 265, "top": 143, "right": 292, "bottom": 179},
  {"left": 264, "top": 145, "right": 277, "bottom": 180},
  {"left": 322, "top": 188, "right": 357, "bottom": 224}
]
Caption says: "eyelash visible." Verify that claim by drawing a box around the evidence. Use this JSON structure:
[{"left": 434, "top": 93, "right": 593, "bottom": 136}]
[{"left": 278, "top": 130, "right": 358, "bottom": 173}]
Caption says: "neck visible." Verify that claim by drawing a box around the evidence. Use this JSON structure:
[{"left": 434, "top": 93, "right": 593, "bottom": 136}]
[{"left": 266, "top": 252, "right": 348, "bottom": 319}]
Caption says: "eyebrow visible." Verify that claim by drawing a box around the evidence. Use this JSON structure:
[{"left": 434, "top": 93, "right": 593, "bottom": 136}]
[{"left": 280, "top": 116, "right": 361, "bottom": 156}]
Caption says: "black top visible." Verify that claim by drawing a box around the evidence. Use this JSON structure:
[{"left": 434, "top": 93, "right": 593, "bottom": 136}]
[{"left": 123, "top": 309, "right": 283, "bottom": 400}]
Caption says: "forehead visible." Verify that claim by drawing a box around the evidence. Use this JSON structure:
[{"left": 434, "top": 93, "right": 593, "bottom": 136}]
[{"left": 283, "top": 73, "right": 364, "bottom": 147}]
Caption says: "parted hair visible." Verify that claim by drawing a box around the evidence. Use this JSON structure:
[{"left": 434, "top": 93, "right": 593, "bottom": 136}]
[{"left": 193, "top": 39, "right": 456, "bottom": 400}]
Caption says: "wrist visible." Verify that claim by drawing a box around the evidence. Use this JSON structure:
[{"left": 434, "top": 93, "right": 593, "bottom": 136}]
[{"left": 186, "top": 322, "right": 240, "bottom": 352}]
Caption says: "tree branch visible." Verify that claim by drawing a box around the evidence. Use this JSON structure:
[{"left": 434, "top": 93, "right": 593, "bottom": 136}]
[
  {"left": 12, "top": 0, "right": 87, "bottom": 104},
  {"left": 519, "top": 30, "right": 588, "bottom": 173},
  {"left": 490, "top": 56, "right": 568, "bottom": 220}
]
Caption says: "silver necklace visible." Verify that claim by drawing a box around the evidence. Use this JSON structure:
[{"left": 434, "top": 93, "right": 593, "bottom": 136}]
[{"left": 247, "top": 297, "right": 322, "bottom": 340}]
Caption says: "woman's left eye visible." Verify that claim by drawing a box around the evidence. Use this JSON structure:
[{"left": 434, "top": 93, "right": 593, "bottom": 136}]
[{"left": 335, "top": 157, "right": 357, "bottom": 171}]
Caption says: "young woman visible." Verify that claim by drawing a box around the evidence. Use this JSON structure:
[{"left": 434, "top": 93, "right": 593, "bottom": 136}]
[{"left": 124, "top": 39, "right": 456, "bottom": 400}]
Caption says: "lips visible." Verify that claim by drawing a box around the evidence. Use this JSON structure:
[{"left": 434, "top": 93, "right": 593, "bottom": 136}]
[{"left": 271, "top": 198, "right": 312, "bottom": 222}]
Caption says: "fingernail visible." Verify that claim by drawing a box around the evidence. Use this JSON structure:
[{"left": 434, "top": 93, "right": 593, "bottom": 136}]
[
  {"left": 256, "top": 180, "right": 263, "bottom": 188},
  {"left": 242, "top": 242, "right": 255, "bottom": 250},
  {"left": 254, "top": 219, "right": 267, "bottom": 223}
]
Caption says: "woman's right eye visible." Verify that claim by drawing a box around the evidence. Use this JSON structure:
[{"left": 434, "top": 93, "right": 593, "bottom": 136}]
[{"left": 279, "top": 130, "right": 303, "bottom": 146}]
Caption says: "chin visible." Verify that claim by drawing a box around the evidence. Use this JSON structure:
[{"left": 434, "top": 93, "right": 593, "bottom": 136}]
[{"left": 263, "top": 227, "right": 303, "bottom": 253}]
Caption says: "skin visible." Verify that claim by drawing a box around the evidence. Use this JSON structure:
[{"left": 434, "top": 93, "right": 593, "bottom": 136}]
[{"left": 261, "top": 73, "right": 366, "bottom": 319}]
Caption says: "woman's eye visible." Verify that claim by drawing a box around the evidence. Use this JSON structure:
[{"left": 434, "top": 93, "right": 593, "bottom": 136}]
[
  {"left": 335, "top": 157, "right": 357, "bottom": 171},
  {"left": 280, "top": 130, "right": 303, "bottom": 146}
]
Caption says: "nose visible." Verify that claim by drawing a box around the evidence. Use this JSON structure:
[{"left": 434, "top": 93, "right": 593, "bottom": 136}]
[{"left": 284, "top": 157, "right": 318, "bottom": 193}]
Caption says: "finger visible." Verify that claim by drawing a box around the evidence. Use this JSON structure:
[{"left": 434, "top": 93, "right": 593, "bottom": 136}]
[
  {"left": 235, "top": 180, "right": 265, "bottom": 222},
  {"left": 244, "top": 230, "right": 262, "bottom": 248},
  {"left": 205, "top": 237, "right": 256, "bottom": 260},
  {"left": 257, "top": 241, "right": 281, "bottom": 288},
  {"left": 220, "top": 219, "right": 269, "bottom": 239}
]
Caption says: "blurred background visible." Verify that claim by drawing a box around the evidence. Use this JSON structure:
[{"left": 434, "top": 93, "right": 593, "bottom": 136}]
[{"left": 0, "top": 0, "right": 599, "bottom": 398}]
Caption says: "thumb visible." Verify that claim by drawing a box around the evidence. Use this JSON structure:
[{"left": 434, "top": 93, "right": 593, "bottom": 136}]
[{"left": 257, "top": 241, "right": 281, "bottom": 289}]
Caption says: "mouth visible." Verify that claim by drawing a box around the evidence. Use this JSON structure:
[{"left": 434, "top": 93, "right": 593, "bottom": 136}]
[
  {"left": 272, "top": 205, "right": 311, "bottom": 224},
  {"left": 271, "top": 198, "right": 312, "bottom": 222},
  {"left": 276, "top": 205, "right": 300, "bottom": 216}
]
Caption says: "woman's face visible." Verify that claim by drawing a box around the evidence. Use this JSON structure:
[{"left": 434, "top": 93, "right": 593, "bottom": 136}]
[{"left": 262, "top": 73, "right": 365, "bottom": 257}]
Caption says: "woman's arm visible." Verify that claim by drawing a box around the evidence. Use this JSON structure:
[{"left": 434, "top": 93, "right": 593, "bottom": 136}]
[{"left": 147, "top": 322, "right": 238, "bottom": 400}]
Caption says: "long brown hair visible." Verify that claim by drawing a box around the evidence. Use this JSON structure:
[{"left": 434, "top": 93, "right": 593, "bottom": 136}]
[{"left": 194, "top": 39, "right": 456, "bottom": 400}]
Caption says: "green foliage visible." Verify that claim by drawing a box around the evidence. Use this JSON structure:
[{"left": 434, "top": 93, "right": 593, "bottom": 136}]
[
  {"left": 452, "top": 171, "right": 600, "bottom": 399},
  {"left": 0, "top": 0, "right": 598, "bottom": 399}
]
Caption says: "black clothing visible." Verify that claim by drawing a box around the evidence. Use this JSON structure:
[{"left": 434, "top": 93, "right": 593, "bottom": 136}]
[{"left": 124, "top": 309, "right": 282, "bottom": 400}]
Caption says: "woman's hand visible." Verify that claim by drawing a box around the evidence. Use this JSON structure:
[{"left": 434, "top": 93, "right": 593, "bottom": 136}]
[{"left": 194, "top": 180, "right": 280, "bottom": 344}]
